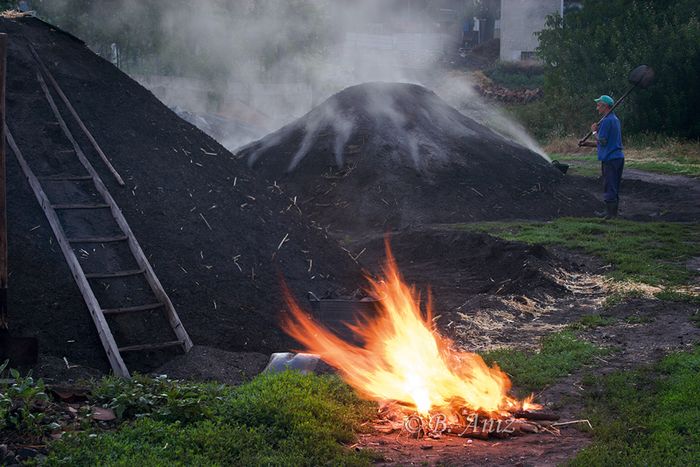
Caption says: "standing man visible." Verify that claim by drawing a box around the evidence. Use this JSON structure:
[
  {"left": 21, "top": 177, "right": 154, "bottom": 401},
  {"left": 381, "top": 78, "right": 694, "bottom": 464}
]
[{"left": 581, "top": 95, "right": 624, "bottom": 219}]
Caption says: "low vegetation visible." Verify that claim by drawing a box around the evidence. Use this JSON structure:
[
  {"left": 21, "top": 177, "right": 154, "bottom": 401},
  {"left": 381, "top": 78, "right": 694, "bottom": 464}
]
[
  {"left": 461, "top": 218, "right": 700, "bottom": 287},
  {"left": 0, "top": 369, "right": 376, "bottom": 466},
  {"left": 571, "top": 346, "right": 700, "bottom": 466},
  {"left": 483, "top": 61, "right": 544, "bottom": 90},
  {"left": 567, "top": 314, "right": 616, "bottom": 331},
  {"left": 482, "top": 331, "right": 606, "bottom": 392}
]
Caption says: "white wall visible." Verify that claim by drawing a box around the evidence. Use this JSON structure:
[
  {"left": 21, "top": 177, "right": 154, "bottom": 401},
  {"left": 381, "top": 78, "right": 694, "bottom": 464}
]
[{"left": 499, "top": 0, "right": 563, "bottom": 61}]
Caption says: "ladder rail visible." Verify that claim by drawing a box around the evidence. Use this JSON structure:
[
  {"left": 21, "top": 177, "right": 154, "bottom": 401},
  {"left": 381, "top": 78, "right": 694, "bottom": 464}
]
[
  {"left": 34, "top": 71, "right": 193, "bottom": 354},
  {"left": 6, "top": 128, "right": 130, "bottom": 377},
  {"left": 28, "top": 43, "right": 125, "bottom": 186}
]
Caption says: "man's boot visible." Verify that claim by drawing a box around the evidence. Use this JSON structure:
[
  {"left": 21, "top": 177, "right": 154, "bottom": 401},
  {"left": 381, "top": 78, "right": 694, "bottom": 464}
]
[
  {"left": 595, "top": 203, "right": 608, "bottom": 218},
  {"left": 605, "top": 201, "right": 618, "bottom": 219}
]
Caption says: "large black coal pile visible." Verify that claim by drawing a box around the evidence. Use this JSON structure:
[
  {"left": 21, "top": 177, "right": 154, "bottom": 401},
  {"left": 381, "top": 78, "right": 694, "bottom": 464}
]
[
  {"left": 237, "top": 82, "right": 598, "bottom": 232},
  {"left": 2, "top": 16, "right": 363, "bottom": 371}
]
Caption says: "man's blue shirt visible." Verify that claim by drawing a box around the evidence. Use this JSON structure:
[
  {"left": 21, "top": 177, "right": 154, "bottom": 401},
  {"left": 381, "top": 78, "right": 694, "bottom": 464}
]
[{"left": 597, "top": 112, "right": 624, "bottom": 161}]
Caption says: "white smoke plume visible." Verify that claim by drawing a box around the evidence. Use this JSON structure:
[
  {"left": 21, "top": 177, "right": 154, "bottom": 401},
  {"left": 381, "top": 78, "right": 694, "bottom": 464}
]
[{"left": 36, "top": 0, "right": 550, "bottom": 163}]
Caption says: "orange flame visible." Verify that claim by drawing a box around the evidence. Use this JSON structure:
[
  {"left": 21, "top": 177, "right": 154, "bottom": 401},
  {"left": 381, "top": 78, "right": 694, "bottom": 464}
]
[{"left": 282, "top": 241, "right": 538, "bottom": 416}]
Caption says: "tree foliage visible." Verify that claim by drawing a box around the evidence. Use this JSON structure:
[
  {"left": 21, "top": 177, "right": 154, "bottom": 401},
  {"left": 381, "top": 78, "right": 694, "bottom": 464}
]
[{"left": 536, "top": 0, "right": 700, "bottom": 137}]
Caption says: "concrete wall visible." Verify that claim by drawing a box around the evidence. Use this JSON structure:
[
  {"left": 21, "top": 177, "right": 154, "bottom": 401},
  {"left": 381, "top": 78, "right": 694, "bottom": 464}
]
[
  {"left": 499, "top": 0, "right": 562, "bottom": 61},
  {"left": 343, "top": 32, "right": 453, "bottom": 67}
]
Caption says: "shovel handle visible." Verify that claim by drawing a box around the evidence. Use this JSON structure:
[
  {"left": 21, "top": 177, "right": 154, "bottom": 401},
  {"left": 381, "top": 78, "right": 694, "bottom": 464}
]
[
  {"left": 578, "top": 130, "right": 594, "bottom": 146},
  {"left": 578, "top": 82, "right": 639, "bottom": 147}
]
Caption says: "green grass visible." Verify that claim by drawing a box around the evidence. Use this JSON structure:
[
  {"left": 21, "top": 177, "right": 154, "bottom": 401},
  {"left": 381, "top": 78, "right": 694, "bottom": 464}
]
[
  {"left": 552, "top": 153, "right": 700, "bottom": 178},
  {"left": 461, "top": 218, "right": 700, "bottom": 287},
  {"left": 654, "top": 289, "right": 700, "bottom": 304},
  {"left": 482, "top": 331, "right": 606, "bottom": 392},
  {"left": 567, "top": 314, "right": 616, "bottom": 330},
  {"left": 693, "top": 310, "right": 700, "bottom": 327},
  {"left": 570, "top": 346, "right": 700, "bottom": 466},
  {"left": 603, "top": 289, "right": 646, "bottom": 309},
  {"left": 546, "top": 136, "right": 700, "bottom": 178},
  {"left": 624, "top": 314, "right": 654, "bottom": 325},
  {"left": 45, "top": 372, "right": 376, "bottom": 466}
]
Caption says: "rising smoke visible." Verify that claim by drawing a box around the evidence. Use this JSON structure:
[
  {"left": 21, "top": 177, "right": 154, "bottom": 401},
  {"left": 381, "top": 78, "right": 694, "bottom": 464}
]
[{"left": 36, "top": 0, "right": 550, "bottom": 163}]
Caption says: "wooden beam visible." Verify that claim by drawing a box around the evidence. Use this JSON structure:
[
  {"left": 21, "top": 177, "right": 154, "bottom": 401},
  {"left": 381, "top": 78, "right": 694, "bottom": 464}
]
[
  {"left": 118, "top": 340, "right": 183, "bottom": 353},
  {"left": 51, "top": 203, "right": 110, "bottom": 209},
  {"left": 38, "top": 175, "right": 92, "bottom": 181},
  {"left": 0, "top": 33, "right": 7, "bottom": 330},
  {"left": 85, "top": 268, "right": 145, "bottom": 279},
  {"left": 67, "top": 235, "right": 128, "bottom": 243},
  {"left": 102, "top": 303, "right": 163, "bottom": 315}
]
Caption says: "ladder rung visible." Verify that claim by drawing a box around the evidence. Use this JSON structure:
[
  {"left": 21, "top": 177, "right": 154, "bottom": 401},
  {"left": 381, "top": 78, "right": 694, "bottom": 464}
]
[
  {"left": 102, "top": 303, "right": 163, "bottom": 315},
  {"left": 52, "top": 203, "right": 110, "bottom": 210},
  {"left": 38, "top": 175, "right": 92, "bottom": 181},
  {"left": 68, "top": 235, "right": 127, "bottom": 243},
  {"left": 118, "top": 340, "right": 184, "bottom": 353},
  {"left": 85, "top": 269, "right": 145, "bottom": 279}
]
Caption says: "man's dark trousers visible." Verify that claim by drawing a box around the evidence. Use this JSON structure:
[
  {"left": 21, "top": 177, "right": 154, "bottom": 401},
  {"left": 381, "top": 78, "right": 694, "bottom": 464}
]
[{"left": 602, "top": 158, "right": 624, "bottom": 203}]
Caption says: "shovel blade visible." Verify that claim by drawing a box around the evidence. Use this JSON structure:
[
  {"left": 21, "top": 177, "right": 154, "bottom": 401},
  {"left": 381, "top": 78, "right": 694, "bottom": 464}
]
[{"left": 628, "top": 65, "right": 655, "bottom": 88}]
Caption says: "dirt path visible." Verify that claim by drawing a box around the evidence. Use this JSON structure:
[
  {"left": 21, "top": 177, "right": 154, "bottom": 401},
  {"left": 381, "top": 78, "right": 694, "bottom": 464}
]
[{"left": 566, "top": 168, "right": 700, "bottom": 222}]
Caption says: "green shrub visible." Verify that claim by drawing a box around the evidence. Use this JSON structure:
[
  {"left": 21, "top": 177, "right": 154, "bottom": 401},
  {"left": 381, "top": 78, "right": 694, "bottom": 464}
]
[
  {"left": 92, "top": 374, "right": 233, "bottom": 423},
  {"left": 0, "top": 360, "right": 52, "bottom": 437}
]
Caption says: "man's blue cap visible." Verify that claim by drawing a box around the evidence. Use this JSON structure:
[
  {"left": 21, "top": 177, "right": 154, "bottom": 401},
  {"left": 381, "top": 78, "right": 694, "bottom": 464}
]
[{"left": 595, "top": 95, "right": 614, "bottom": 106}]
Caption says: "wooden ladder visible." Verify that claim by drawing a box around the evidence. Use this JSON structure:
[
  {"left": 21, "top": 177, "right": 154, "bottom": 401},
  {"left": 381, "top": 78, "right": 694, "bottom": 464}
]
[{"left": 5, "top": 70, "right": 192, "bottom": 377}]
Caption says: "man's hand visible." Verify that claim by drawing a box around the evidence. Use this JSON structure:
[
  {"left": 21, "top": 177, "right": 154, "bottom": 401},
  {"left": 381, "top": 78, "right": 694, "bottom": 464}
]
[{"left": 590, "top": 122, "right": 598, "bottom": 132}]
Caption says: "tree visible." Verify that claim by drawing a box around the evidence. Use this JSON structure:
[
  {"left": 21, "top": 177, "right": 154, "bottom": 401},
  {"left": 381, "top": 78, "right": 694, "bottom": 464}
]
[{"left": 536, "top": 0, "right": 700, "bottom": 137}]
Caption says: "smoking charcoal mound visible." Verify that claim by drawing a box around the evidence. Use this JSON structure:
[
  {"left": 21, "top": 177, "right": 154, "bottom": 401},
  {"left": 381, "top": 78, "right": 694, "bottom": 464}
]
[
  {"left": 1, "top": 16, "right": 364, "bottom": 371},
  {"left": 239, "top": 82, "right": 599, "bottom": 232}
]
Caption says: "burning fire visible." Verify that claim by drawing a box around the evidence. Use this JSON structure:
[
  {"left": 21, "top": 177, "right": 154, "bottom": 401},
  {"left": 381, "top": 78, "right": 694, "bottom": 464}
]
[{"left": 282, "top": 241, "right": 539, "bottom": 417}]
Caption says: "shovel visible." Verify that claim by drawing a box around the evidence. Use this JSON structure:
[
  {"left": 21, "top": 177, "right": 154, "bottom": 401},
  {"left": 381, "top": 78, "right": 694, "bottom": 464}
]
[
  {"left": 0, "top": 33, "right": 38, "bottom": 367},
  {"left": 577, "top": 65, "right": 655, "bottom": 146}
]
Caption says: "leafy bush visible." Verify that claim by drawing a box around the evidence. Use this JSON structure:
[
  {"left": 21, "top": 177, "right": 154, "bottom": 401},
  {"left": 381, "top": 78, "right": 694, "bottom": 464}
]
[
  {"left": 92, "top": 374, "right": 233, "bottom": 423},
  {"left": 0, "top": 360, "right": 52, "bottom": 437},
  {"left": 536, "top": 0, "right": 700, "bottom": 138}
]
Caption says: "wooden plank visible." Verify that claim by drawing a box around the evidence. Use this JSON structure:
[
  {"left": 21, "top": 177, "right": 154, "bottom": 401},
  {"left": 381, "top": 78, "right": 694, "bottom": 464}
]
[
  {"left": 28, "top": 44, "right": 125, "bottom": 186},
  {"left": 34, "top": 70, "right": 193, "bottom": 355},
  {"left": 0, "top": 34, "right": 7, "bottom": 329},
  {"left": 102, "top": 302, "right": 162, "bottom": 315},
  {"left": 85, "top": 268, "right": 145, "bottom": 279},
  {"left": 38, "top": 175, "right": 92, "bottom": 181},
  {"left": 118, "top": 340, "right": 183, "bottom": 353},
  {"left": 67, "top": 235, "right": 128, "bottom": 243},
  {"left": 52, "top": 203, "right": 110, "bottom": 209},
  {"left": 5, "top": 128, "right": 130, "bottom": 377}
]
